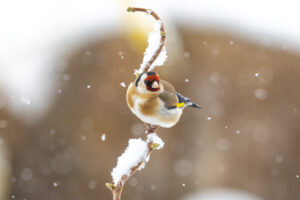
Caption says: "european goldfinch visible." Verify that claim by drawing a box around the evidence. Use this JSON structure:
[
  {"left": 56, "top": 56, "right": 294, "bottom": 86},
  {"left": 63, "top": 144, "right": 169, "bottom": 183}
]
[{"left": 126, "top": 71, "right": 201, "bottom": 128}]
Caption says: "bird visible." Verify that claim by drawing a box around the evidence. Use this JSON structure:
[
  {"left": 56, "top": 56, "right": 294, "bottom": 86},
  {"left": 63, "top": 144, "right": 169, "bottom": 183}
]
[{"left": 126, "top": 71, "right": 201, "bottom": 129}]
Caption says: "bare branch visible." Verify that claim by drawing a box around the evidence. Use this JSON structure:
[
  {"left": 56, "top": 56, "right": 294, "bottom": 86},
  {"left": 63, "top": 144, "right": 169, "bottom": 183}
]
[{"left": 127, "top": 7, "right": 166, "bottom": 73}]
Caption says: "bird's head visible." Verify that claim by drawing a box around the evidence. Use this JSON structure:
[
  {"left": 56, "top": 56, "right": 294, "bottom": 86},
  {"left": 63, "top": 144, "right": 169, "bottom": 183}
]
[{"left": 135, "top": 72, "right": 162, "bottom": 94}]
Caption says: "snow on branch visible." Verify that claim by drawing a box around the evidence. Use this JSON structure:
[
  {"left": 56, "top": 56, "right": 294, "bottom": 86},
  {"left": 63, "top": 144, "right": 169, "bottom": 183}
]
[
  {"left": 111, "top": 138, "right": 148, "bottom": 184},
  {"left": 106, "top": 8, "right": 167, "bottom": 200},
  {"left": 111, "top": 133, "right": 164, "bottom": 184},
  {"left": 137, "top": 20, "right": 167, "bottom": 74},
  {"left": 147, "top": 133, "right": 165, "bottom": 150},
  {"left": 127, "top": 7, "right": 167, "bottom": 75},
  {"left": 106, "top": 130, "right": 163, "bottom": 200}
]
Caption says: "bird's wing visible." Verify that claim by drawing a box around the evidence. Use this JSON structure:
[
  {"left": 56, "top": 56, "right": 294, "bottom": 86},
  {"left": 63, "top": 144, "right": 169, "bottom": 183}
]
[{"left": 159, "top": 80, "right": 179, "bottom": 109}]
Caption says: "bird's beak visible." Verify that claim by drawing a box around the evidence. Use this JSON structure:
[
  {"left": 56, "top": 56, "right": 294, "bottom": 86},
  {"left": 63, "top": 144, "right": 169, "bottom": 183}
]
[{"left": 152, "top": 81, "right": 159, "bottom": 88}]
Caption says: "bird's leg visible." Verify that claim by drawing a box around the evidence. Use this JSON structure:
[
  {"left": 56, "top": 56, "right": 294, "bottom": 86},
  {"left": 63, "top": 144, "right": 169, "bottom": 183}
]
[{"left": 144, "top": 123, "right": 160, "bottom": 134}]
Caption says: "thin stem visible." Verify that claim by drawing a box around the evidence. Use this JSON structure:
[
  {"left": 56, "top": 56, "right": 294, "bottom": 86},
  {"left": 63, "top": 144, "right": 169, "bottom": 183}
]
[
  {"left": 109, "top": 7, "right": 165, "bottom": 200},
  {"left": 111, "top": 124, "right": 160, "bottom": 200},
  {"left": 127, "top": 7, "right": 166, "bottom": 73}
]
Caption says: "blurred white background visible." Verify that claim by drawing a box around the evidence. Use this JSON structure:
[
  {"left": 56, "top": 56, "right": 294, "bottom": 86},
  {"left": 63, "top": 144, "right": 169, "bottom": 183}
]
[{"left": 1, "top": 0, "right": 300, "bottom": 123}]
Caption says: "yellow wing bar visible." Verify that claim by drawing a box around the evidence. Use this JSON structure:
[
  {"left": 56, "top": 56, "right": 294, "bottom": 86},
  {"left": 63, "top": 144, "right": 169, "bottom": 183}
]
[{"left": 176, "top": 102, "right": 185, "bottom": 108}]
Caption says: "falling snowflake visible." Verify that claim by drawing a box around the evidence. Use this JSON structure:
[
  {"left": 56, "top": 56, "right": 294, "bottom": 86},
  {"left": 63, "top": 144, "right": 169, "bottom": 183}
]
[
  {"left": 53, "top": 181, "right": 62, "bottom": 187},
  {"left": 118, "top": 51, "right": 124, "bottom": 59},
  {"left": 120, "top": 82, "right": 126, "bottom": 88},
  {"left": 101, "top": 133, "right": 106, "bottom": 141}
]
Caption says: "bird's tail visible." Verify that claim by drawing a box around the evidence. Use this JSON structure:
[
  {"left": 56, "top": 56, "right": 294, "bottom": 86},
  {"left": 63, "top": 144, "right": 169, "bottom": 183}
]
[{"left": 176, "top": 93, "right": 201, "bottom": 109}]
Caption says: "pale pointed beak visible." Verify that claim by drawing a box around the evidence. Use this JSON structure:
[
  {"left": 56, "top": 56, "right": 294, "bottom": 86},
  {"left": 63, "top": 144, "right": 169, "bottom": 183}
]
[{"left": 152, "top": 81, "right": 159, "bottom": 88}]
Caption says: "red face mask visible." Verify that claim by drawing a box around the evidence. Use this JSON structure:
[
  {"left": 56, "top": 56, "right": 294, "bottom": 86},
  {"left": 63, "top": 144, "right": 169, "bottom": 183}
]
[{"left": 144, "top": 74, "right": 160, "bottom": 92}]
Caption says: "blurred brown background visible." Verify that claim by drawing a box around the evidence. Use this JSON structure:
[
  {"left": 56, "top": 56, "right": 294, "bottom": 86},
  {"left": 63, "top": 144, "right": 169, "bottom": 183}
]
[{"left": 1, "top": 25, "right": 300, "bottom": 200}]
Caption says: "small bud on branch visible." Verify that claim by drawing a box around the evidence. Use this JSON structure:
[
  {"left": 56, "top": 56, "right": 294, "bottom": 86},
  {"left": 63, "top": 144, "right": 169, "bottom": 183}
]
[
  {"left": 105, "top": 183, "right": 116, "bottom": 192},
  {"left": 127, "top": 7, "right": 134, "bottom": 12},
  {"left": 151, "top": 143, "right": 160, "bottom": 149}
]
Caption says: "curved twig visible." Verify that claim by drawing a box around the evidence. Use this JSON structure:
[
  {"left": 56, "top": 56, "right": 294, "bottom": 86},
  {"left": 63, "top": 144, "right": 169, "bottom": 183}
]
[
  {"left": 106, "top": 8, "right": 165, "bottom": 200},
  {"left": 127, "top": 7, "right": 166, "bottom": 73}
]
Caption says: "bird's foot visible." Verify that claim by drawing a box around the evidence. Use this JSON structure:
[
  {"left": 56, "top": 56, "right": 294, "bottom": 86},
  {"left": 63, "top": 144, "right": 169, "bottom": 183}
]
[{"left": 144, "top": 123, "right": 160, "bottom": 134}]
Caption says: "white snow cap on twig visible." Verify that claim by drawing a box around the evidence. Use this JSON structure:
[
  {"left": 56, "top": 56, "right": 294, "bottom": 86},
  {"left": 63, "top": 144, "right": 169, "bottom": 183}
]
[
  {"left": 111, "top": 138, "right": 148, "bottom": 184},
  {"left": 136, "top": 20, "right": 167, "bottom": 75},
  {"left": 111, "top": 134, "right": 165, "bottom": 184},
  {"left": 147, "top": 133, "right": 165, "bottom": 149}
]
